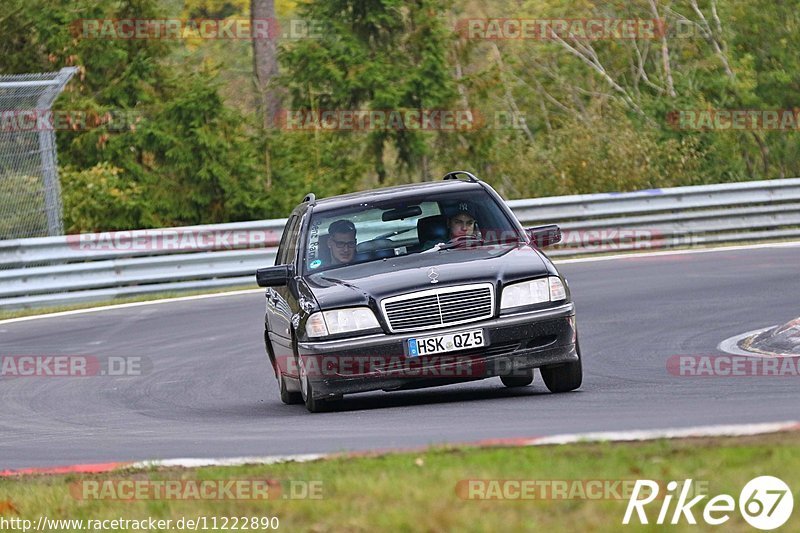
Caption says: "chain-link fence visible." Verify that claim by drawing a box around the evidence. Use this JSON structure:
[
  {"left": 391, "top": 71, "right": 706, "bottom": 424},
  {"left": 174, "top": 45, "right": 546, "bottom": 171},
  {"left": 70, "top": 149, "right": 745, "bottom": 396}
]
[{"left": 0, "top": 67, "right": 76, "bottom": 239}]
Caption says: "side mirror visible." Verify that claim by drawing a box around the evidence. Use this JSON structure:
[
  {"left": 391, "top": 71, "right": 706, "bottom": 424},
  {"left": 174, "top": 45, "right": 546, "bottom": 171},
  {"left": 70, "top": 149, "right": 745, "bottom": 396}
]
[
  {"left": 256, "top": 265, "right": 292, "bottom": 287},
  {"left": 526, "top": 225, "right": 562, "bottom": 247}
]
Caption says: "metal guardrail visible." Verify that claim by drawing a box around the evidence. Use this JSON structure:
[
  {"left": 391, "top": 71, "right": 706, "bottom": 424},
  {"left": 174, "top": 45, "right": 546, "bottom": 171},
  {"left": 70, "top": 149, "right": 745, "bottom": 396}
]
[
  {"left": 509, "top": 177, "right": 800, "bottom": 255},
  {"left": 1, "top": 178, "right": 799, "bottom": 310}
]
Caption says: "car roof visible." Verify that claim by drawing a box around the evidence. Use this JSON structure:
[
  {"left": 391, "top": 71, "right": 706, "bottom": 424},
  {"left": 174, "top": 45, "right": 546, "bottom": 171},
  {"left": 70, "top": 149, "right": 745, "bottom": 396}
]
[{"left": 308, "top": 180, "right": 485, "bottom": 212}]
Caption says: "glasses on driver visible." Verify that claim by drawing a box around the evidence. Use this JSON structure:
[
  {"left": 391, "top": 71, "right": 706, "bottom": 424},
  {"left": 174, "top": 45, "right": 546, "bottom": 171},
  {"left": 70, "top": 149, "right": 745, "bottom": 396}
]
[{"left": 332, "top": 239, "right": 357, "bottom": 250}]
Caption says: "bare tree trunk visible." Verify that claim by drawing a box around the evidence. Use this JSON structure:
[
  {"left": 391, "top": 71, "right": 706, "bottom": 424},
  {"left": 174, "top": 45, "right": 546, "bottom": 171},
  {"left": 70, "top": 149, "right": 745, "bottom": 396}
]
[
  {"left": 252, "top": 0, "right": 282, "bottom": 128},
  {"left": 689, "top": 0, "right": 734, "bottom": 79},
  {"left": 549, "top": 33, "right": 648, "bottom": 118},
  {"left": 750, "top": 131, "right": 769, "bottom": 176},
  {"left": 251, "top": 0, "right": 282, "bottom": 188},
  {"left": 490, "top": 43, "right": 535, "bottom": 142},
  {"left": 648, "top": 0, "right": 676, "bottom": 97}
]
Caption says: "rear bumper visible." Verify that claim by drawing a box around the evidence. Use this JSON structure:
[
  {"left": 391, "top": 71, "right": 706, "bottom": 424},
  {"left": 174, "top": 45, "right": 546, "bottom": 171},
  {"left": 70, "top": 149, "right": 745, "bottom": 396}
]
[{"left": 296, "top": 303, "right": 578, "bottom": 399}]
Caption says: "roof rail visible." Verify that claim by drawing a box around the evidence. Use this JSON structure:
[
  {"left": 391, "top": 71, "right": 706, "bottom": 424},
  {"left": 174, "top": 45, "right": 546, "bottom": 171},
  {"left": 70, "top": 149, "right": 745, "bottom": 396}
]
[
  {"left": 302, "top": 192, "right": 316, "bottom": 204},
  {"left": 442, "top": 170, "right": 480, "bottom": 183}
]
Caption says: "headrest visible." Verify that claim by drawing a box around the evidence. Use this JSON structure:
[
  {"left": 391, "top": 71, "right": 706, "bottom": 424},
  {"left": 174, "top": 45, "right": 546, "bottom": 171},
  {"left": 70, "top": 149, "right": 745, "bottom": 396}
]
[
  {"left": 417, "top": 214, "right": 448, "bottom": 245},
  {"left": 315, "top": 234, "right": 332, "bottom": 265}
]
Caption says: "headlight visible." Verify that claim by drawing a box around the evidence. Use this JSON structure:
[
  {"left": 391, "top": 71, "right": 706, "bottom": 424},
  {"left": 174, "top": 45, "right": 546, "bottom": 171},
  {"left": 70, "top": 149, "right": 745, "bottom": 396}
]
[
  {"left": 307, "top": 307, "right": 380, "bottom": 338},
  {"left": 501, "top": 277, "right": 566, "bottom": 310}
]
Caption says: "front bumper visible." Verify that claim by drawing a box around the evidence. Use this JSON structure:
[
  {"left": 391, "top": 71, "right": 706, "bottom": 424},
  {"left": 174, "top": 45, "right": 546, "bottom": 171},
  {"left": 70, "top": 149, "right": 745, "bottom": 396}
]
[{"left": 297, "top": 303, "right": 578, "bottom": 399}]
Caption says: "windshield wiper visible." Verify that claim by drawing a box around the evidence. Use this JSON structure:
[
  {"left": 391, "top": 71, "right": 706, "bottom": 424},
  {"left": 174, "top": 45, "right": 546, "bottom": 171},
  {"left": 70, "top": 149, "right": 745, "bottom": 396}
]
[
  {"left": 374, "top": 227, "right": 416, "bottom": 240},
  {"left": 422, "top": 235, "right": 525, "bottom": 253},
  {"left": 431, "top": 235, "right": 484, "bottom": 251}
]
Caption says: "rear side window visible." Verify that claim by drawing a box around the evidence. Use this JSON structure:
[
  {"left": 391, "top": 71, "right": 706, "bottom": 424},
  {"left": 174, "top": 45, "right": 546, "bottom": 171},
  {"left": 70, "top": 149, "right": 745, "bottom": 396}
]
[{"left": 276, "top": 215, "right": 301, "bottom": 265}]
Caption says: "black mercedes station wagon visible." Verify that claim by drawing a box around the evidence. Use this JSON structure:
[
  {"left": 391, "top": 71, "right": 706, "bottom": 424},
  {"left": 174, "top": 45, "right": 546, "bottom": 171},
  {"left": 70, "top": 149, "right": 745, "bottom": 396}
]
[{"left": 257, "top": 171, "right": 581, "bottom": 411}]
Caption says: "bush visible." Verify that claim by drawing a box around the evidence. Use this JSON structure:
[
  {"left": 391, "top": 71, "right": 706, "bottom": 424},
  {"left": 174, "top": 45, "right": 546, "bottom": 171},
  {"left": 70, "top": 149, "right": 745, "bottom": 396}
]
[
  {"left": 0, "top": 174, "right": 49, "bottom": 239},
  {"left": 61, "top": 163, "right": 144, "bottom": 233}
]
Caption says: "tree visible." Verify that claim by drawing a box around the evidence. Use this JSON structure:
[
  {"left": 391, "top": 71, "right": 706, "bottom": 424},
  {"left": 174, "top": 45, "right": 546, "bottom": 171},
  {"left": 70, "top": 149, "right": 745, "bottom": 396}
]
[
  {"left": 279, "top": 0, "right": 458, "bottom": 183},
  {"left": 251, "top": 0, "right": 283, "bottom": 129}
]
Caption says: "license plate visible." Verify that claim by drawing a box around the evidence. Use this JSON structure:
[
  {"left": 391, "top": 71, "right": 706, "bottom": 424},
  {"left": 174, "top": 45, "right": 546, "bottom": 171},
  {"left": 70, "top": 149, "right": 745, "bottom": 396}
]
[{"left": 407, "top": 329, "right": 485, "bottom": 357}]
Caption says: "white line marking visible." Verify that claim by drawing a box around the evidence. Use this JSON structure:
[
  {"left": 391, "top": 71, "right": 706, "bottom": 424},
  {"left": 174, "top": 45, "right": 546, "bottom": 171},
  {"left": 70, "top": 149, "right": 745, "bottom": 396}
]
[
  {"left": 3, "top": 239, "right": 800, "bottom": 325},
  {"left": 121, "top": 421, "right": 799, "bottom": 471},
  {"left": 554, "top": 240, "right": 800, "bottom": 264},
  {"left": 520, "top": 421, "right": 800, "bottom": 446},
  {"left": 130, "top": 454, "right": 326, "bottom": 470},
  {"left": 0, "top": 288, "right": 263, "bottom": 325}
]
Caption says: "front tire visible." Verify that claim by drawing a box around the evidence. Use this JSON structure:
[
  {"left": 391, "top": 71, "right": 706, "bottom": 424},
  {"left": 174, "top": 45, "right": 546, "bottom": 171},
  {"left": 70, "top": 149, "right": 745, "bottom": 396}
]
[
  {"left": 540, "top": 342, "right": 583, "bottom": 393},
  {"left": 278, "top": 371, "right": 302, "bottom": 405},
  {"left": 500, "top": 369, "right": 534, "bottom": 387},
  {"left": 298, "top": 355, "right": 335, "bottom": 413},
  {"left": 266, "top": 327, "right": 301, "bottom": 404}
]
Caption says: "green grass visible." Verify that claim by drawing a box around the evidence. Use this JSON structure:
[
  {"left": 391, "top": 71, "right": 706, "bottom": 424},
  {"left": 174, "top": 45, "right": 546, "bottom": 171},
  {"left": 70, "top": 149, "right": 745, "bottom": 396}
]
[{"left": 1, "top": 432, "right": 798, "bottom": 532}]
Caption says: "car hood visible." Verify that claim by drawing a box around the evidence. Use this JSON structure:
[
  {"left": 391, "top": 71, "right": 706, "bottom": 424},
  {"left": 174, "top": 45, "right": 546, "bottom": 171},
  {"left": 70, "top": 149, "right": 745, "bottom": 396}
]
[{"left": 305, "top": 244, "right": 554, "bottom": 309}]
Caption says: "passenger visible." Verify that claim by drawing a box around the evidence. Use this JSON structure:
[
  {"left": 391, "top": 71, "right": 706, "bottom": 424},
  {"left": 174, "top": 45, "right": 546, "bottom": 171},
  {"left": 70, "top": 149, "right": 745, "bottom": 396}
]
[{"left": 326, "top": 219, "right": 357, "bottom": 265}]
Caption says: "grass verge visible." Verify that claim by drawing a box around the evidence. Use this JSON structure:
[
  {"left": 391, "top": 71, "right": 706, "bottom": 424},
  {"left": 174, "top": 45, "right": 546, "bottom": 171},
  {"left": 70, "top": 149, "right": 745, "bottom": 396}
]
[{"left": 1, "top": 432, "right": 798, "bottom": 532}]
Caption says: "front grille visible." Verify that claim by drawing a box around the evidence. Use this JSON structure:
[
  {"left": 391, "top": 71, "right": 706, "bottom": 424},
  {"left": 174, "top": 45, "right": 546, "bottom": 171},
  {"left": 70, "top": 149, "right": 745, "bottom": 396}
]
[{"left": 381, "top": 283, "right": 494, "bottom": 332}]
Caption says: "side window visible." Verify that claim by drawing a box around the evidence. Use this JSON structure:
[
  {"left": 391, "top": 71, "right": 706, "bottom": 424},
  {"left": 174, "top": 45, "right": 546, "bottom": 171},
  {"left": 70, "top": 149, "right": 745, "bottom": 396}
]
[
  {"left": 275, "top": 215, "right": 299, "bottom": 265},
  {"left": 283, "top": 214, "right": 302, "bottom": 265}
]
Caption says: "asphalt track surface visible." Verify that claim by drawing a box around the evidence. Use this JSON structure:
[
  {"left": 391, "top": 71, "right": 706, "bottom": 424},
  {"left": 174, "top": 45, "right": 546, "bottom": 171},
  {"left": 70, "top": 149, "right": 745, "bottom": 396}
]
[{"left": 1, "top": 245, "right": 799, "bottom": 469}]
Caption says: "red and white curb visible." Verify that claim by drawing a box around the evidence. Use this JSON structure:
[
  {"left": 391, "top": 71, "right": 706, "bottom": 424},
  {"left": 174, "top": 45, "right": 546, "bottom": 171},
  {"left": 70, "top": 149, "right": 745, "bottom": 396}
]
[
  {"left": 718, "top": 326, "right": 800, "bottom": 359},
  {"left": 718, "top": 327, "right": 774, "bottom": 357},
  {"left": 2, "top": 421, "right": 798, "bottom": 478}
]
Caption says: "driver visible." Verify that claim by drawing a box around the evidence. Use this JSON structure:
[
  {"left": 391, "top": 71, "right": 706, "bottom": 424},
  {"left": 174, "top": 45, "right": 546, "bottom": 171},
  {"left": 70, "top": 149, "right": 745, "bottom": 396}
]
[
  {"left": 326, "top": 219, "right": 357, "bottom": 265},
  {"left": 448, "top": 207, "right": 478, "bottom": 240}
]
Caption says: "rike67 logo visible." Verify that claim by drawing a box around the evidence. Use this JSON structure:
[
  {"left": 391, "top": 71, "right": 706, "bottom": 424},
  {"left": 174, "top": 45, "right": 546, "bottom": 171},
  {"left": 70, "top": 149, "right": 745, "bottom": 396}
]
[{"left": 623, "top": 476, "right": 794, "bottom": 530}]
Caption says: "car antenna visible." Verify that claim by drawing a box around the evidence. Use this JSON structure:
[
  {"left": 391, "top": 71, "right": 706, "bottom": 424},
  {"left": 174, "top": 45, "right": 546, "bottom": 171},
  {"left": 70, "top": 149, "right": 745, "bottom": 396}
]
[{"left": 442, "top": 171, "right": 480, "bottom": 183}]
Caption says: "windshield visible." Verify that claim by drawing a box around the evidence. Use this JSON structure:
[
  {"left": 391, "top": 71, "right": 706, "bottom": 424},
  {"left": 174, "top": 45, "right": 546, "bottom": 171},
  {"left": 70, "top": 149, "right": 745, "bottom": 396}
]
[{"left": 302, "top": 189, "right": 523, "bottom": 274}]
